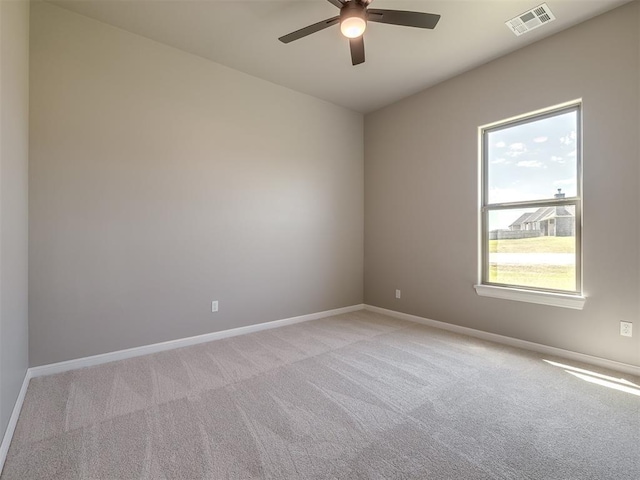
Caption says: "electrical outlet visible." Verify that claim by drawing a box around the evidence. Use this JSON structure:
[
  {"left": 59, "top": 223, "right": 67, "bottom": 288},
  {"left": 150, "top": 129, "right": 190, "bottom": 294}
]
[
  {"left": 620, "top": 321, "right": 632, "bottom": 337},
  {"left": 395, "top": 289, "right": 401, "bottom": 299},
  {"left": 211, "top": 301, "right": 219, "bottom": 313}
]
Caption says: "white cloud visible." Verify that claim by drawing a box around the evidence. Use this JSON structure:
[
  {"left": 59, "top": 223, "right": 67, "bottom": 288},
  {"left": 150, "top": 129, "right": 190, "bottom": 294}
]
[
  {"left": 495, "top": 141, "right": 506, "bottom": 148},
  {"left": 554, "top": 178, "right": 575, "bottom": 186},
  {"left": 488, "top": 187, "right": 520, "bottom": 204},
  {"left": 533, "top": 136, "right": 548, "bottom": 143},
  {"left": 567, "top": 150, "right": 577, "bottom": 157},
  {"left": 551, "top": 156, "right": 564, "bottom": 163},
  {"left": 489, "top": 188, "right": 541, "bottom": 208},
  {"left": 517, "top": 160, "right": 543, "bottom": 168},
  {"left": 491, "top": 158, "right": 508, "bottom": 164},
  {"left": 560, "top": 131, "right": 577, "bottom": 145},
  {"left": 506, "top": 142, "right": 527, "bottom": 157}
]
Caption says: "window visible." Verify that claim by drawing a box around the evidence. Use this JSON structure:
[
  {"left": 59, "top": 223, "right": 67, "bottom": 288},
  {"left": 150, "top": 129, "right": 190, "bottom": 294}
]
[{"left": 476, "top": 102, "right": 584, "bottom": 308}]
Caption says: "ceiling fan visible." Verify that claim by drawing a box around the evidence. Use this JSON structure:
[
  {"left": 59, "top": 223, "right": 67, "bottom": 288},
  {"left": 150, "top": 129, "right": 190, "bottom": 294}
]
[{"left": 278, "top": 0, "right": 441, "bottom": 66}]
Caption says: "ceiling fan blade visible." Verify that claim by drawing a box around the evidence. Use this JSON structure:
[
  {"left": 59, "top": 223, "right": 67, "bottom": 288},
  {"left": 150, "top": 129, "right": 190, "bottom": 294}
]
[
  {"left": 367, "top": 9, "right": 440, "bottom": 29},
  {"left": 349, "top": 36, "right": 365, "bottom": 66},
  {"left": 279, "top": 16, "right": 340, "bottom": 44},
  {"left": 326, "top": 0, "right": 345, "bottom": 8}
]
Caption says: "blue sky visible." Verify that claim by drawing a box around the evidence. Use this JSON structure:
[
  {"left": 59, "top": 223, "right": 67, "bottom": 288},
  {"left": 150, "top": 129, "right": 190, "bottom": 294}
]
[{"left": 487, "top": 110, "right": 578, "bottom": 229}]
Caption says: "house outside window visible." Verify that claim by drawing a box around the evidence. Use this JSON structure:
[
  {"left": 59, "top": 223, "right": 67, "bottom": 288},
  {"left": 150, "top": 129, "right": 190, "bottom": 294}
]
[{"left": 476, "top": 102, "right": 584, "bottom": 309}]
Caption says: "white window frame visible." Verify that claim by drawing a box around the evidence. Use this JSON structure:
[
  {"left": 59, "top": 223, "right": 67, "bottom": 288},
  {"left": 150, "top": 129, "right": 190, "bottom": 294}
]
[{"left": 474, "top": 101, "right": 586, "bottom": 309}]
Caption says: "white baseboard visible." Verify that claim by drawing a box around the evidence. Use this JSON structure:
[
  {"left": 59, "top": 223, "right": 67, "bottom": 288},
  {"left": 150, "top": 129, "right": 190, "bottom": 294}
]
[
  {"left": 29, "top": 302, "right": 639, "bottom": 379},
  {"left": 29, "top": 304, "right": 365, "bottom": 378},
  {"left": 365, "top": 305, "right": 640, "bottom": 377},
  {"left": 0, "top": 369, "right": 31, "bottom": 475}
]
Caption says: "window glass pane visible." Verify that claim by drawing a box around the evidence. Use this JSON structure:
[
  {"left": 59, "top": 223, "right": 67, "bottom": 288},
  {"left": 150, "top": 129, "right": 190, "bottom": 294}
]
[
  {"left": 488, "top": 207, "right": 576, "bottom": 292},
  {"left": 487, "top": 110, "right": 578, "bottom": 204}
]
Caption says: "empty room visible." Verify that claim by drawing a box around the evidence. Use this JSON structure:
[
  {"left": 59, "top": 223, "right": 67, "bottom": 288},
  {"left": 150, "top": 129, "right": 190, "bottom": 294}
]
[{"left": 0, "top": 0, "right": 639, "bottom": 478}]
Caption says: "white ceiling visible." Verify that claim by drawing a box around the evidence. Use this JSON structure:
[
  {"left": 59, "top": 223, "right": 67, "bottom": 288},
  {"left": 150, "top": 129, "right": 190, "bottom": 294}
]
[{"left": 50, "top": 0, "right": 630, "bottom": 113}]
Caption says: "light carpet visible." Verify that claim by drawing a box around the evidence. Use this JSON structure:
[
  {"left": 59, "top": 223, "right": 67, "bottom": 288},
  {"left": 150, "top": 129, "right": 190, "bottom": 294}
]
[{"left": 2, "top": 310, "right": 639, "bottom": 479}]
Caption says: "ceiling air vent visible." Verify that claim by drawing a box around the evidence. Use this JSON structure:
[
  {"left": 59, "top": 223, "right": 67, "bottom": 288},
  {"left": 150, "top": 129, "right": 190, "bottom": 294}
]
[{"left": 506, "top": 3, "right": 556, "bottom": 37}]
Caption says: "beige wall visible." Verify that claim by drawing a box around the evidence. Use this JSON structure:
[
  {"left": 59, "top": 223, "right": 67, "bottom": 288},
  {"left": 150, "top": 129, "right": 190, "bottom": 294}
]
[
  {"left": 29, "top": 2, "right": 363, "bottom": 366},
  {"left": 0, "top": 0, "right": 30, "bottom": 433},
  {"left": 365, "top": 2, "right": 640, "bottom": 366}
]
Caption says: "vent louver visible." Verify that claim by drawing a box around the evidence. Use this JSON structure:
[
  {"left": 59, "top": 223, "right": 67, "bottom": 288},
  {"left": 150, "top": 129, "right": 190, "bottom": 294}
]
[{"left": 506, "top": 3, "right": 556, "bottom": 37}]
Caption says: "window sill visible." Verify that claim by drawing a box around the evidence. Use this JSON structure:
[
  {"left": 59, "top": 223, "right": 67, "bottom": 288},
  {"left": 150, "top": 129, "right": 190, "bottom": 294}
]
[{"left": 474, "top": 284, "right": 586, "bottom": 310}]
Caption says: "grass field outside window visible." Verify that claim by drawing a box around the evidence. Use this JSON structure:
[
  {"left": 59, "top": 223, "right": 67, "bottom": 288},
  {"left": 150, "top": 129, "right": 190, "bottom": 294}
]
[{"left": 488, "top": 236, "right": 576, "bottom": 291}]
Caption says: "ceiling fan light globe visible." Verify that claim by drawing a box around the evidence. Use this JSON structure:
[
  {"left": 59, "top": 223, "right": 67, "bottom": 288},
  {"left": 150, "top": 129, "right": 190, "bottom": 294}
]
[{"left": 340, "top": 17, "right": 366, "bottom": 38}]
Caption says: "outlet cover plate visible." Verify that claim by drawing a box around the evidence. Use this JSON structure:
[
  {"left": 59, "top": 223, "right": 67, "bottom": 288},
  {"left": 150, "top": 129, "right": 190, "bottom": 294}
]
[{"left": 620, "top": 321, "right": 632, "bottom": 337}]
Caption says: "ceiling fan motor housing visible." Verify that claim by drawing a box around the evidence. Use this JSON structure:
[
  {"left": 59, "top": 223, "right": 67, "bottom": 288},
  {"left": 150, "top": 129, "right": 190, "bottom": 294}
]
[{"left": 341, "top": 3, "right": 367, "bottom": 23}]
